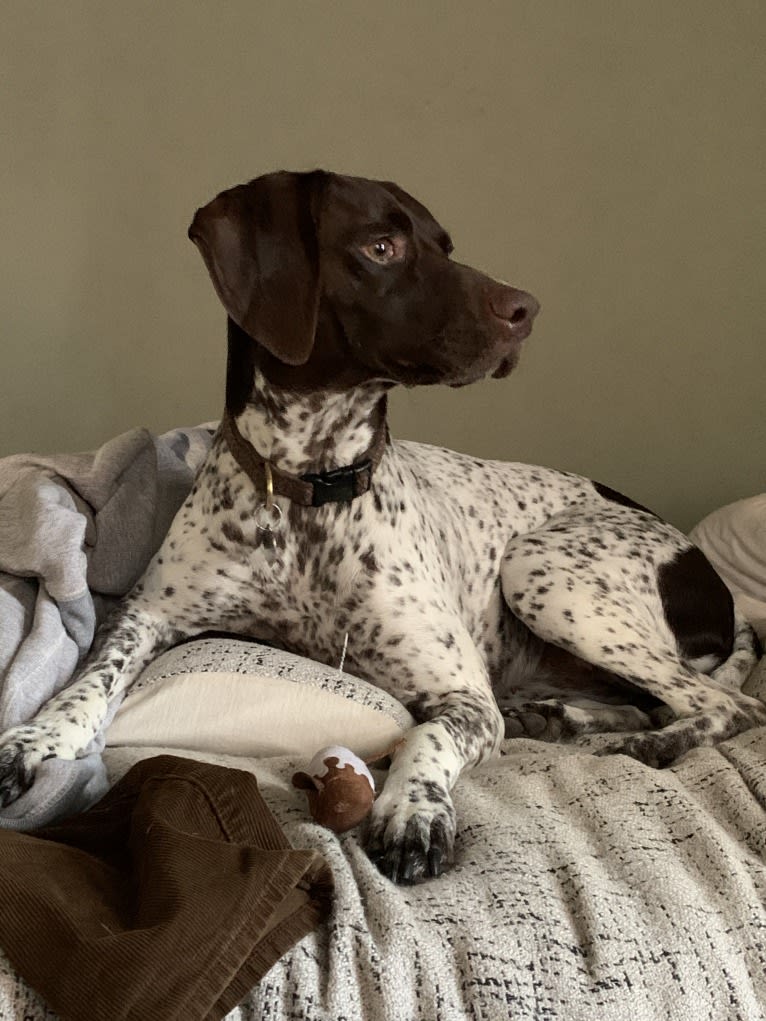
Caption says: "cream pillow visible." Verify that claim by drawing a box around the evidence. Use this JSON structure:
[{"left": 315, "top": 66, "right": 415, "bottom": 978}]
[
  {"left": 690, "top": 494, "right": 766, "bottom": 642},
  {"left": 107, "top": 638, "right": 413, "bottom": 759}
]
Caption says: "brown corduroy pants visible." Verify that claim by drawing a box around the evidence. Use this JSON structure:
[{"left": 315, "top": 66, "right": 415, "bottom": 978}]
[{"left": 0, "top": 755, "right": 332, "bottom": 1021}]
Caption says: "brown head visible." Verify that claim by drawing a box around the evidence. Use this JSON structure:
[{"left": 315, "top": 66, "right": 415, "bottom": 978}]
[{"left": 188, "top": 170, "right": 540, "bottom": 413}]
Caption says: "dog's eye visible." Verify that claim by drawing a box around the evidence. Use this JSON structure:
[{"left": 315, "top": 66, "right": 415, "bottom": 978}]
[{"left": 360, "top": 236, "right": 405, "bottom": 264}]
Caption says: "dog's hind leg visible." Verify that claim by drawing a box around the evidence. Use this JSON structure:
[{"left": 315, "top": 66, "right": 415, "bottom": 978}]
[
  {"left": 500, "top": 698, "right": 655, "bottom": 741},
  {"left": 500, "top": 521, "right": 765, "bottom": 766},
  {"left": 584, "top": 611, "right": 766, "bottom": 766},
  {"left": 492, "top": 606, "right": 660, "bottom": 741}
]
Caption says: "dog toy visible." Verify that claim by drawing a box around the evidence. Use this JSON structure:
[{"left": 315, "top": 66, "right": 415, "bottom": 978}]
[{"left": 291, "top": 745, "right": 378, "bottom": 833}]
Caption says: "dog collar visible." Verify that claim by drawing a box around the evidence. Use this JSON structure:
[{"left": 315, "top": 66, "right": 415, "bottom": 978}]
[{"left": 221, "top": 409, "right": 389, "bottom": 507}]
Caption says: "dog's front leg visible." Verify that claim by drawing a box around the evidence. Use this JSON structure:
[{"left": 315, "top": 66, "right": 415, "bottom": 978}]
[
  {"left": 364, "top": 639, "right": 503, "bottom": 884},
  {"left": 0, "top": 598, "right": 183, "bottom": 807}
]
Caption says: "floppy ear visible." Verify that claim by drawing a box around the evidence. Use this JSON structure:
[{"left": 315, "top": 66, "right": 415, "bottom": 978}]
[{"left": 188, "top": 171, "right": 327, "bottom": 366}]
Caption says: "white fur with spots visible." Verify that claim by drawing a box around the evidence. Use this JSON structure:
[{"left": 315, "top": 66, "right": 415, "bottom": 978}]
[{"left": 0, "top": 370, "right": 763, "bottom": 882}]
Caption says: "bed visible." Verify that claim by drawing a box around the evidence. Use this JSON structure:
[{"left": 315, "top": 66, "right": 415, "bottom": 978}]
[{"left": 1, "top": 428, "right": 765, "bottom": 1021}]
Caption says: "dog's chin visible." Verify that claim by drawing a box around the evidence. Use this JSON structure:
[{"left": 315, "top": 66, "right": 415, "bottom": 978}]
[
  {"left": 387, "top": 364, "right": 448, "bottom": 388},
  {"left": 446, "top": 345, "right": 522, "bottom": 388},
  {"left": 490, "top": 351, "right": 520, "bottom": 379},
  {"left": 379, "top": 336, "right": 523, "bottom": 389},
  {"left": 447, "top": 373, "right": 484, "bottom": 389}
]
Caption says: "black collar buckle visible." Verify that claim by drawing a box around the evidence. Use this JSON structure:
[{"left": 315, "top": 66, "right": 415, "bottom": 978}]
[{"left": 302, "top": 460, "right": 373, "bottom": 507}]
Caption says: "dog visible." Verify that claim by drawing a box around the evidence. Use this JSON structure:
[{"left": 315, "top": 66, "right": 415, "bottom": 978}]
[{"left": 1, "top": 170, "right": 764, "bottom": 884}]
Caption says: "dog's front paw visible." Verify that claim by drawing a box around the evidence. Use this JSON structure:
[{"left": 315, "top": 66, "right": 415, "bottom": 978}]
[
  {"left": 365, "top": 785, "right": 456, "bottom": 884},
  {"left": 0, "top": 742, "right": 37, "bottom": 808}
]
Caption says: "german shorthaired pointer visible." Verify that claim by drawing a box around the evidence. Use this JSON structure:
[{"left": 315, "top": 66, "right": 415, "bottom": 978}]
[{"left": 1, "top": 170, "right": 764, "bottom": 883}]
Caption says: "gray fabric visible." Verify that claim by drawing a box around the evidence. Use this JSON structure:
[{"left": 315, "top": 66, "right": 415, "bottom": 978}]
[
  {"left": 0, "top": 424, "right": 214, "bottom": 829},
  {"left": 0, "top": 755, "right": 108, "bottom": 827}
]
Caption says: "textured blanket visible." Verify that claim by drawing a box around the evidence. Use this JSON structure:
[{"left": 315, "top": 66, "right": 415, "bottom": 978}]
[
  {"left": 0, "top": 425, "right": 213, "bottom": 828},
  {"left": 3, "top": 663, "right": 765, "bottom": 1021}
]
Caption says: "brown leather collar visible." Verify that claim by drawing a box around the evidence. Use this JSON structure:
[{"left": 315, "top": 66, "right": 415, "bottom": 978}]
[{"left": 221, "top": 408, "right": 389, "bottom": 507}]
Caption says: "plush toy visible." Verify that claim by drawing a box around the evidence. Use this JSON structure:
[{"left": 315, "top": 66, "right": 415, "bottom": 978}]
[{"left": 291, "top": 745, "right": 379, "bottom": 833}]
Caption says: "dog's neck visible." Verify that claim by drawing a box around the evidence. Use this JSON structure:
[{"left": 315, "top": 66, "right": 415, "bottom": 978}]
[{"left": 231, "top": 369, "right": 390, "bottom": 477}]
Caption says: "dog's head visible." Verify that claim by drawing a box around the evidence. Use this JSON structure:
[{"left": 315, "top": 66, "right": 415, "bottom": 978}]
[{"left": 188, "top": 170, "right": 539, "bottom": 407}]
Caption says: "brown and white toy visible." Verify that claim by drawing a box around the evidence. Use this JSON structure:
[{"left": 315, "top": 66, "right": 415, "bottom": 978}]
[{"left": 292, "top": 745, "right": 376, "bottom": 834}]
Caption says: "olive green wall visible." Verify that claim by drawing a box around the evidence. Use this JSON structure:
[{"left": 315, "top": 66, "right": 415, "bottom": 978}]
[{"left": 2, "top": 1, "right": 764, "bottom": 530}]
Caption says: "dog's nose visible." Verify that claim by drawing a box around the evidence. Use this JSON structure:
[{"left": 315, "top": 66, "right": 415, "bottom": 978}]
[{"left": 489, "top": 288, "right": 540, "bottom": 333}]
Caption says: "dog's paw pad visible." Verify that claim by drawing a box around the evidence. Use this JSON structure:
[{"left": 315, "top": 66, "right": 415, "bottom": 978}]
[{"left": 503, "top": 702, "right": 569, "bottom": 741}]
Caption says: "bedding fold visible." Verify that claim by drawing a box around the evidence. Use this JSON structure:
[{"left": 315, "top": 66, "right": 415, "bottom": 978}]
[{"left": 0, "top": 424, "right": 214, "bottom": 829}]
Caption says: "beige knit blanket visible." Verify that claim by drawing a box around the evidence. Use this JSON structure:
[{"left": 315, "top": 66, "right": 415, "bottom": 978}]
[{"left": 3, "top": 659, "right": 765, "bottom": 1021}]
